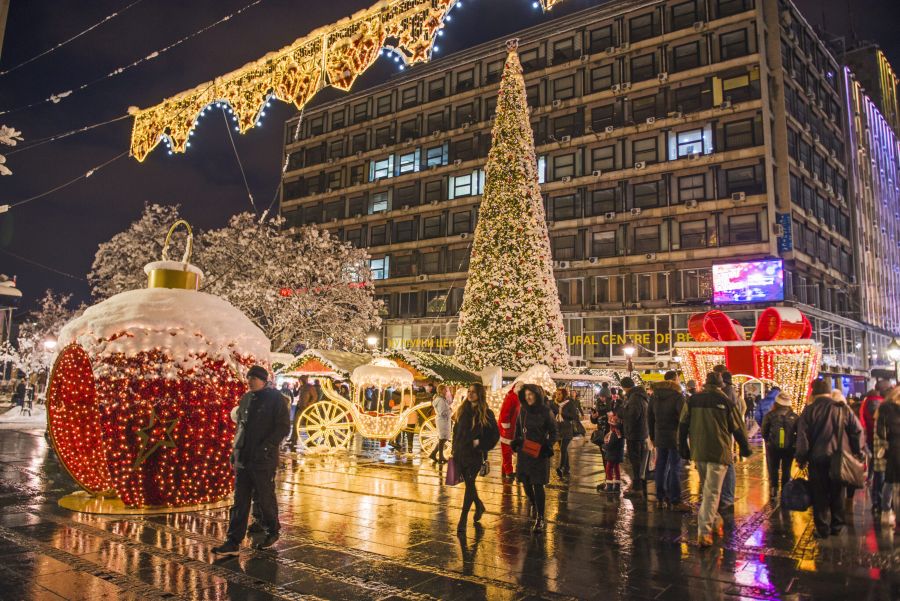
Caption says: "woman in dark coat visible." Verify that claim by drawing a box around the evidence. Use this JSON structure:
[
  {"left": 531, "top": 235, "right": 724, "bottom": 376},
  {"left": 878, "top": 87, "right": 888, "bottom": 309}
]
[
  {"left": 555, "top": 388, "right": 580, "bottom": 478},
  {"left": 452, "top": 383, "right": 492, "bottom": 534},
  {"left": 876, "top": 387, "right": 900, "bottom": 531},
  {"left": 512, "top": 384, "right": 558, "bottom": 532}
]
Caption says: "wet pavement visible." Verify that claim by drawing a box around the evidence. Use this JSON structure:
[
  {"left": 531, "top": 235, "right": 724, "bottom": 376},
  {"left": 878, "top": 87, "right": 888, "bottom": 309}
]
[{"left": 0, "top": 428, "right": 897, "bottom": 601}]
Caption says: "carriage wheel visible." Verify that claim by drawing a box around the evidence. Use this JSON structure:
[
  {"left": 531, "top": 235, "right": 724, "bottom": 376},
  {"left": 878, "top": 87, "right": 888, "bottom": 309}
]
[
  {"left": 418, "top": 416, "right": 439, "bottom": 456},
  {"left": 299, "top": 402, "right": 353, "bottom": 451}
]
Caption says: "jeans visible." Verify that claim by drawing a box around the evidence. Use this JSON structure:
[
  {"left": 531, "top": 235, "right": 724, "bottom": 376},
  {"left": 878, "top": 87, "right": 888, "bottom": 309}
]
[
  {"left": 626, "top": 439, "right": 649, "bottom": 490},
  {"left": 226, "top": 466, "right": 279, "bottom": 544},
  {"left": 766, "top": 446, "right": 794, "bottom": 491},
  {"left": 654, "top": 447, "right": 682, "bottom": 503},
  {"left": 872, "top": 471, "right": 885, "bottom": 510},
  {"left": 521, "top": 475, "right": 546, "bottom": 518},
  {"left": 697, "top": 462, "right": 729, "bottom": 538},
  {"left": 720, "top": 463, "right": 736, "bottom": 508},
  {"left": 559, "top": 438, "right": 572, "bottom": 473},
  {"left": 809, "top": 459, "right": 846, "bottom": 534}
]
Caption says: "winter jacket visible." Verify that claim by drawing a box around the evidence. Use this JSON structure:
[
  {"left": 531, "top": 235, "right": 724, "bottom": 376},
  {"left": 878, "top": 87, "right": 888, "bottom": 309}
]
[
  {"left": 513, "top": 401, "right": 558, "bottom": 485},
  {"left": 556, "top": 398, "right": 581, "bottom": 441},
  {"left": 452, "top": 402, "right": 494, "bottom": 475},
  {"left": 760, "top": 405, "right": 798, "bottom": 451},
  {"left": 648, "top": 380, "right": 685, "bottom": 449},
  {"left": 619, "top": 386, "right": 650, "bottom": 442},
  {"left": 498, "top": 388, "right": 521, "bottom": 444},
  {"left": 233, "top": 387, "right": 292, "bottom": 470},
  {"left": 297, "top": 383, "right": 318, "bottom": 412},
  {"left": 432, "top": 393, "right": 453, "bottom": 441},
  {"left": 721, "top": 374, "right": 746, "bottom": 419},
  {"left": 859, "top": 393, "right": 884, "bottom": 451},
  {"left": 876, "top": 401, "right": 900, "bottom": 483},
  {"left": 795, "top": 395, "right": 863, "bottom": 465},
  {"left": 678, "top": 386, "right": 750, "bottom": 465},
  {"left": 754, "top": 388, "right": 780, "bottom": 426}
]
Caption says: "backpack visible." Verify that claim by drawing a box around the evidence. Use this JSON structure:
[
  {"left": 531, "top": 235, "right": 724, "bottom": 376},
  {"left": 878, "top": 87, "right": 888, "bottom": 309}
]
[
  {"left": 767, "top": 411, "right": 797, "bottom": 450},
  {"left": 479, "top": 409, "right": 501, "bottom": 452}
]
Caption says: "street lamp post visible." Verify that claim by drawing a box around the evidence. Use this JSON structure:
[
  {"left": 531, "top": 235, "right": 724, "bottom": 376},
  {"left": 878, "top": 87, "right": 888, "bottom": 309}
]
[
  {"left": 366, "top": 335, "right": 380, "bottom": 352},
  {"left": 887, "top": 339, "right": 900, "bottom": 384},
  {"left": 623, "top": 344, "right": 636, "bottom": 375}
]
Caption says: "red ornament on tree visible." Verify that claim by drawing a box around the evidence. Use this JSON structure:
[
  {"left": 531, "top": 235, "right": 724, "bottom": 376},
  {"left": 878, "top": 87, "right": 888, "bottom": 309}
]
[{"left": 48, "top": 222, "right": 270, "bottom": 509}]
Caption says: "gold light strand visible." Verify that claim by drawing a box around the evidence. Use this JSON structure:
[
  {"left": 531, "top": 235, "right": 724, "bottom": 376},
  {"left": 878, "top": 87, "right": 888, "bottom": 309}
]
[{"left": 128, "top": 0, "right": 568, "bottom": 161}]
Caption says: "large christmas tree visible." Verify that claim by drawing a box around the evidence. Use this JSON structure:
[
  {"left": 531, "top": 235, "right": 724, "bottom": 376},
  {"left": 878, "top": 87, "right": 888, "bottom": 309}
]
[{"left": 455, "top": 41, "right": 568, "bottom": 372}]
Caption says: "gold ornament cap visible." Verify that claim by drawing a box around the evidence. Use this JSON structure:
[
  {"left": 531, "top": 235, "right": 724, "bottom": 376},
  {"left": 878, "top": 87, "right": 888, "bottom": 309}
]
[{"left": 143, "top": 220, "right": 203, "bottom": 290}]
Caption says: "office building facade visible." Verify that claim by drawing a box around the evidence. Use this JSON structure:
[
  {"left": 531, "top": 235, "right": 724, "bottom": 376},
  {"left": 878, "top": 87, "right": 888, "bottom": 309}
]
[{"left": 280, "top": 0, "right": 896, "bottom": 385}]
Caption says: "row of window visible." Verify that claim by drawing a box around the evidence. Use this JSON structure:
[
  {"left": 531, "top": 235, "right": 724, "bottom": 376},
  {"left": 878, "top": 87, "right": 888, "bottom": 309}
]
[
  {"left": 287, "top": 0, "right": 756, "bottom": 142},
  {"left": 787, "top": 127, "right": 847, "bottom": 200},
  {"left": 790, "top": 218, "right": 854, "bottom": 275},
  {"left": 789, "top": 173, "right": 851, "bottom": 238},
  {"left": 785, "top": 86, "right": 844, "bottom": 160}
]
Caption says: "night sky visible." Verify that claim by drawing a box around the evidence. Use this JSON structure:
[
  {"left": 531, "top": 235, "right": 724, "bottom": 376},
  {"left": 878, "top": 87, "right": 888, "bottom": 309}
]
[{"left": 0, "top": 0, "right": 898, "bottom": 312}]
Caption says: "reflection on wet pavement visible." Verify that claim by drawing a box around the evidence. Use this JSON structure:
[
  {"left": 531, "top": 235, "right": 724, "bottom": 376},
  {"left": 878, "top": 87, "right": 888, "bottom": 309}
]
[{"left": 0, "top": 429, "right": 896, "bottom": 600}]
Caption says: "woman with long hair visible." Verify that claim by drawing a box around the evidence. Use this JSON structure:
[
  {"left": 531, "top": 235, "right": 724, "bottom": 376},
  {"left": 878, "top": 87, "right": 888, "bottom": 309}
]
[
  {"left": 430, "top": 384, "right": 453, "bottom": 464},
  {"left": 512, "top": 384, "right": 558, "bottom": 532},
  {"left": 452, "top": 383, "right": 492, "bottom": 534}
]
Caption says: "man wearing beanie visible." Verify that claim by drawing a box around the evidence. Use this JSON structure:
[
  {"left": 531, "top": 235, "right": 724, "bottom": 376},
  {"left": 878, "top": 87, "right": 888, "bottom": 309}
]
[
  {"left": 678, "top": 372, "right": 751, "bottom": 547},
  {"left": 796, "top": 379, "right": 863, "bottom": 539},
  {"left": 619, "top": 376, "right": 651, "bottom": 500},
  {"left": 213, "top": 365, "right": 291, "bottom": 556}
]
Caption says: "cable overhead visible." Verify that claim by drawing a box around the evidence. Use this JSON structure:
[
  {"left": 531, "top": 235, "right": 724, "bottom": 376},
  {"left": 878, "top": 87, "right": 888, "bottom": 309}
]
[
  {"left": 0, "top": 0, "right": 268, "bottom": 117},
  {"left": 0, "top": 248, "right": 88, "bottom": 282},
  {"left": 6, "top": 114, "right": 130, "bottom": 156},
  {"left": 0, "top": 0, "right": 146, "bottom": 77},
  {"left": 4, "top": 151, "right": 128, "bottom": 211},
  {"left": 221, "top": 107, "right": 257, "bottom": 214}
]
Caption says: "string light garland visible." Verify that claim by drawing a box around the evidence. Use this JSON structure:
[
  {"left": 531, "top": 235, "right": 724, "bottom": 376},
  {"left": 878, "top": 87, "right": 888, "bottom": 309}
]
[
  {"left": 46, "top": 222, "right": 270, "bottom": 509},
  {"left": 128, "top": 0, "right": 569, "bottom": 162}
]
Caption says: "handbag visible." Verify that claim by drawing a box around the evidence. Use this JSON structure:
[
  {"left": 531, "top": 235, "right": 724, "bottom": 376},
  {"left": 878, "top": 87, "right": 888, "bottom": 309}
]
[
  {"left": 590, "top": 428, "right": 604, "bottom": 447},
  {"left": 479, "top": 459, "right": 490, "bottom": 477},
  {"left": 782, "top": 475, "right": 812, "bottom": 511},
  {"left": 519, "top": 412, "right": 543, "bottom": 458},
  {"left": 445, "top": 457, "right": 464, "bottom": 486},
  {"left": 829, "top": 406, "right": 865, "bottom": 488}
]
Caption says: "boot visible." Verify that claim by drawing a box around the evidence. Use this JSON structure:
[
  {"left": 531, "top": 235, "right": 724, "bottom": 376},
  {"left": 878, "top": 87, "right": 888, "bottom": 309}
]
[
  {"left": 532, "top": 516, "right": 545, "bottom": 532},
  {"left": 474, "top": 500, "right": 486, "bottom": 522},
  {"left": 456, "top": 512, "right": 468, "bottom": 535}
]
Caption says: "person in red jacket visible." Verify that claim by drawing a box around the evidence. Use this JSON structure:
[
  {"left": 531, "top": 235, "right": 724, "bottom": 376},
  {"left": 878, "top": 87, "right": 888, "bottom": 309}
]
[{"left": 499, "top": 382, "right": 523, "bottom": 481}]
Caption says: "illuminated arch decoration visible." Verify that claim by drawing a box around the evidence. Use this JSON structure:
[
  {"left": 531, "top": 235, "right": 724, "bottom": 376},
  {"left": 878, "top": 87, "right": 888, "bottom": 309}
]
[{"left": 128, "top": 0, "right": 568, "bottom": 161}]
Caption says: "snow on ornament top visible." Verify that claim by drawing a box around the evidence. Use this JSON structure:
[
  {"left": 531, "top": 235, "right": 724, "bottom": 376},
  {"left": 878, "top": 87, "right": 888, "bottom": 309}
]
[{"left": 58, "top": 220, "right": 270, "bottom": 376}]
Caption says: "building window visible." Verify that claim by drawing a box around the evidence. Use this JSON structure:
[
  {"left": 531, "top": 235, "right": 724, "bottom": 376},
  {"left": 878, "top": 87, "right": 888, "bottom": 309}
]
[
  {"left": 375, "top": 95, "right": 392, "bottom": 116},
  {"left": 726, "top": 214, "right": 760, "bottom": 244},
  {"left": 672, "top": 41, "right": 701, "bottom": 72},
  {"left": 453, "top": 138, "right": 475, "bottom": 162},
  {"left": 421, "top": 252, "right": 441, "bottom": 275},
  {"left": 369, "top": 191, "right": 390, "bottom": 214},
  {"left": 589, "top": 188, "right": 619, "bottom": 215},
  {"left": 349, "top": 164, "right": 365, "bottom": 186},
  {"left": 553, "top": 195, "right": 578, "bottom": 221},
  {"left": 670, "top": 126, "right": 713, "bottom": 158},
  {"left": 324, "top": 200, "right": 343, "bottom": 221},
  {"left": 589, "top": 25, "right": 615, "bottom": 51},
  {"left": 552, "top": 154, "right": 576, "bottom": 180},
  {"left": 400, "top": 119, "right": 419, "bottom": 141},
  {"left": 425, "top": 290, "right": 448, "bottom": 315},
  {"left": 630, "top": 53, "right": 657, "bottom": 82},
  {"left": 331, "top": 110, "right": 345, "bottom": 130},
  {"left": 395, "top": 184, "right": 418, "bottom": 208},
  {"left": 486, "top": 60, "right": 504, "bottom": 83},
  {"left": 427, "top": 111, "right": 446, "bottom": 135},
  {"left": 719, "top": 29, "right": 749, "bottom": 61},
  {"left": 401, "top": 86, "right": 418, "bottom": 108},
  {"left": 451, "top": 210, "right": 472, "bottom": 234},
  {"left": 345, "top": 227, "right": 363, "bottom": 248},
  {"left": 629, "top": 13, "right": 657, "bottom": 43},
  {"left": 552, "top": 235, "right": 578, "bottom": 260},
  {"left": 352, "top": 103, "right": 368, "bottom": 124},
  {"left": 397, "top": 292, "right": 418, "bottom": 317},
  {"left": 553, "top": 75, "right": 576, "bottom": 100},
  {"left": 449, "top": 171, "right": 483, "bottom": 199},
  {"left": 520, "top": 48, "right": 544, "bottom": 72},
  {"left": 635, "top": 272, "right": 668, "bottom": 302},
  {"left": 591, "top": 146, "right": 616, "bottom": 172},
  {"left": 678, "top": 174, "right": 706, "bottom": 202},
  {"left": 592, "top": 230, "right": 617, "bottom": 257},
  {"left": 422, "top": 216, "right": 443, "bottom": 239},
  {"left": 679, "top": 219, "right": 707, "bottom": 248},
  {"left": 724, "top": 164, "right": 763, "bottom": 195},
  {"left": 673, "top": 83, "right": 705, "bottom": 113},
  {"left": 393, "top": 255, "right": 414, "bottom": 278},
  {"left": 717, "top": 0, "right": 749, "bottom": 19},
  {"left": 424, "top": 180, "right": 442, "bottom": 203},
  {"left": 395, "top": 220, "right": 416, "bottom": 243},
  {"left": 590, "top": 65, "right": 614, "bottom": 92},
  {"left": 456, "top": 68, "right": 475, "bottom": 92},
  {"left": 398, "top": 150, "right": 420, "bottom": 175},
  {"left": 631, "top": 95, "right": 657, "bottom": 122},
  {"left": 425, "top": 144, "right": 447, "bottom": 168},
  {"left": 634, "top": 225, "right": 661, "bottom": 253},
  {"left": 633, "top": 137, "right": 658, "bottom": 164},
  {"left": 428, "top": 78, "right": 445, "bottom": 101},
  {"left": 351, "top": 133, "right": 367, "bottom": 154},
  {"left": 595, "top": 275, "right": 625, "bottom": 304},
  {"left": 449, "top": 247, "right": 470, "bottom": 272},
  {"left": 369, "top": 156, "right": 395, "bottom": 181},
  {"left": 309, "top": 116, "right": 324, "bottom": 136},
  {"left": 328, "top": 139, "right": 344, "bottom": 160},
  {"left": 375, "top": 126, "right": 394, "bottom": 148},
  {"left": 326, "top": 171, "right": 341, "bottom": 191},
  {"left": 633, "top": 180, "right": 664, "bottom": 209},
  {"left": 591, "top": 104, "right": 616, "bottom": 130},
  {"left": 723, "top": 119, "right": 756, "bottom": 150},
  {"left": 678, "top": 269, "right": 711, "bottom": 300},
  {"left": 553, "top": 38, "right": 576, "bottom": 63},
  {"left": 557, "top": 278, "right": 584, "bottom": 307},
  {"left": 456, "top": 103, "right": 475, "bottom": 127},
  {"left": 722, "top": 73, "right": 753, "bottom": 102},
  {"left": 671, "top": 0, "right": 699, "bottom": 30},
  {"left": 370, "top": 257, "right": 389, "bottom": 280},
  {"left": 552, "top": 114, "right": 578, "bottom": 138},
  {"left": 348, "top": 195, "right": 365, "bottom": 217},
  {"left": 370, "top": 224, "right": 388, "bottom": 246}
]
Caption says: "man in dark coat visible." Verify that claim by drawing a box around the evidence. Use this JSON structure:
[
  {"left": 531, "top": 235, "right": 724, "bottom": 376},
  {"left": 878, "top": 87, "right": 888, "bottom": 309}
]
[
  {"left": 649, "top": 371, "right": 688, "bottom": 510},
  {"left": 619, "top": 377, "right": 650, "bottom": 499},
  {"left": 795, "top": 379, "right": 863, "bottom": 539},
  {"left": 287, "top": 375, "right": 318, "bottom": 449},
  {"left": 213, "top": 365, "right": 291, "bottom": 556}
]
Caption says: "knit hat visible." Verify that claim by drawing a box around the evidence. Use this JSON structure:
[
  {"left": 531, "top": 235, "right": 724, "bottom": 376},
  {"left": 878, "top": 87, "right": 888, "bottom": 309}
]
[
  {"left": 620, "top": 377, "right": 635, "bottom": 389},
  {"left": 247, "top": 365, "right": 269, "bottom": 382},
  {"left": 774, "top": 392, "right": 792, "bottom": 407}
]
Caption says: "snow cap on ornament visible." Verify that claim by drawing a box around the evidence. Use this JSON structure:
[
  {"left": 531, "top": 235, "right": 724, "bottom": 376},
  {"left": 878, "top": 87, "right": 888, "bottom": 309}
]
[{"left": 144, "top": 220, "right": 203, "bottom": 291}]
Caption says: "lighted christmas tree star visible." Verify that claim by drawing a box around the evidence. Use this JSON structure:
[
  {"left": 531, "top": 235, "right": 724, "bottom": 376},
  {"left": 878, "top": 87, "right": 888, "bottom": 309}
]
[{"left": 133, "top": 408, "right": 180, "bottom": 468}]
